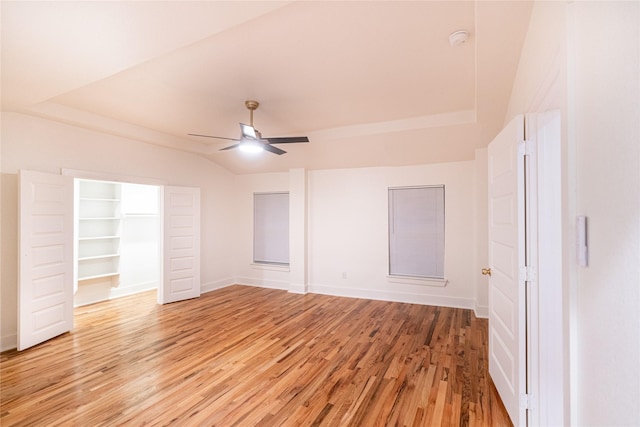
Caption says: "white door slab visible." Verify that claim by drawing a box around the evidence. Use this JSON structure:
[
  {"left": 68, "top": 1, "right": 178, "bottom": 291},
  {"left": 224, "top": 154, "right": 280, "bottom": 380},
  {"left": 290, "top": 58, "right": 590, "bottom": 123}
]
[
  {"left": 488, "top": 115, "right": 527, "bottom": 426},
  {"left": 160, "top": 186, "right": 201, "bottom": 304},
  {"left": 18, "top": 170, "right": 74, "bottom": 350}
]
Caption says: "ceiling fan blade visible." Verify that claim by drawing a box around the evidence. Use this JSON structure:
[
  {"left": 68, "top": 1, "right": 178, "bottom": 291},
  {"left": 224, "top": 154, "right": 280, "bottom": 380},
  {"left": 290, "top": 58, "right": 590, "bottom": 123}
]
[
  {"left": 263, "top": 144, "right": 287, "bottom": 155},
  {"left": 264, "top": 136, "right": 310, "bottom": 144},
  {"left": 219, "top": 143, "right": 241, "bottom": 151},
  {"left": 188, "top": 133, "right": 240, "bottom": 142}
]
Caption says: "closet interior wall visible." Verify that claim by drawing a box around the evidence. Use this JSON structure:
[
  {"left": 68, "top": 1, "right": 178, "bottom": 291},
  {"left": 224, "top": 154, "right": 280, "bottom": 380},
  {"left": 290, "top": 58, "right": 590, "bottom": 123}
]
[{"left": 74, "top": 179, "right": 160, "bottom": 307}]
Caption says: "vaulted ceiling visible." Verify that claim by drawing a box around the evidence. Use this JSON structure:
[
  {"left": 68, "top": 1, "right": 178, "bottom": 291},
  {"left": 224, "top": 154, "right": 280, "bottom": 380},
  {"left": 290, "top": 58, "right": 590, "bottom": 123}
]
[{"left": 1, "top": 1, "right": 532, "bottom": 174}]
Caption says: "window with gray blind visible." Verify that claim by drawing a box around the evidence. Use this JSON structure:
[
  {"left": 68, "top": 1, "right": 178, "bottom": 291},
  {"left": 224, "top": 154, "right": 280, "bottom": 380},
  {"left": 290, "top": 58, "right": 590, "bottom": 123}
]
[
  {"left": 388, "top": 186, "right": 445, "bottom": 278},
  {"left": 254, "top": 192, "right": 289, "bottom": 265}
]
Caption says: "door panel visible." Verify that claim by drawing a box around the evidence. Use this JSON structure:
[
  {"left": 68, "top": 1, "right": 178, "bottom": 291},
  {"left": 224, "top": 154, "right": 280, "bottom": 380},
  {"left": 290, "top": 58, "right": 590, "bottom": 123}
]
[
  {"left": 19, "top": 170, "right": 74, "bottom": 350},
  {"left": 488, "top": 115, "right": 526, "bottom": 425},
  {"left": 160, "top": 186, "right": 201, "bottom": 304}
]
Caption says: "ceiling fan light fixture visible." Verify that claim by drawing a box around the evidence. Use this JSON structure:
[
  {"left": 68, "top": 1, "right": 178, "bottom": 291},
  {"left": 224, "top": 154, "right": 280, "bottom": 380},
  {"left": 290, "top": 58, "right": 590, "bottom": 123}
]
[
  {"left": 240, "top": 123, "right": 258, "bottom": 139},
  {"left": 238, "top": 139, "right": 264, "bottom": 154},
  {"left": 189, "top": 100, "right": 309, "bottom": 156}
]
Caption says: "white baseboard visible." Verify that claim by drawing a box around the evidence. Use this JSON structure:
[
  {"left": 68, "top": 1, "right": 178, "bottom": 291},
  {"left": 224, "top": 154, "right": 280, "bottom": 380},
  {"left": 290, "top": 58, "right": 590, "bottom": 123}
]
[
  {"left": 235, "top": 277, "right": 289, "bottom": 291},
  {"left": 288, "top": 282, "right": 308, "bottom": 294},
  {"left": 230, "top": 280, "right": 477, "bottom": 311},
  {"left": 74, "top": 281, "right": 159, "bottom": 307},
  {"left": 474, "top": 303, "right": 489, "bottom": 318},
  {"left": 201, "top": 278, "right": 235, "bottom": 294},
  {"left": 308, "top": 283, "right": 476, "bottom": 311},
  {"left": 1, "top": 334, "right": 17, "bottom": 352},
  {"left": 110, "top": 281, "right": 158, "bottom": 299}
]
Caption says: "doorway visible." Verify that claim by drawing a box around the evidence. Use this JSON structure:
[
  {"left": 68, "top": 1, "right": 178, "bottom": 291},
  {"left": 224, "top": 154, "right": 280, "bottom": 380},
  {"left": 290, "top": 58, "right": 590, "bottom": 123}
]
[
  {"left": 18, "top": 169, "right": 201, "bottom": 351},
  {"left": 74, "top": 179, "right": 161, "bottom": 307},
  {"left": 487, "top": 110, "right": 563, "bottom": 426}
]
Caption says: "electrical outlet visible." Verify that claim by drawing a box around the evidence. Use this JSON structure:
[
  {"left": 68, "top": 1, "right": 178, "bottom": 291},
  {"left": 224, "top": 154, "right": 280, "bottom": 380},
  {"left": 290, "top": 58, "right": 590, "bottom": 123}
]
[{"left": 342, "top": 272, "right": 347, "bottom": 279}]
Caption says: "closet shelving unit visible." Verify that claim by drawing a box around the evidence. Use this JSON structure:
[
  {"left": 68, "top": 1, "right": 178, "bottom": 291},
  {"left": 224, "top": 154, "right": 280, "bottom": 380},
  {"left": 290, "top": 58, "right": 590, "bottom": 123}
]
[{"left": 76, "top": 180, "right": 121, "bottom": 285}]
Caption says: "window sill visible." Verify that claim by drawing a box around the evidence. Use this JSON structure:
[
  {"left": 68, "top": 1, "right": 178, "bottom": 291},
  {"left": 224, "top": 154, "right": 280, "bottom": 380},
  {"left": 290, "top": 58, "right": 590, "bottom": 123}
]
[
  {"left": 387, "top": 275, "right": 448, "bottom": 287},
  {"left": 251, "top": 263, "right": 290, "bottom": 272}
]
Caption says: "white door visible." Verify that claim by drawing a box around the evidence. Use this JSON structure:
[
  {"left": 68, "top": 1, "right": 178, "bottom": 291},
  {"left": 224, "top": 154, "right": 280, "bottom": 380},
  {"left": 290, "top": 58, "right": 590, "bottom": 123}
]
[
  {"left": 487, "top": 115, "right": 527, "bottom": 426},
  {"left": 18, "top": 170, "right": 74, "bottom": 350},
  {"left": 159, "top": 186, "right": 201, "bottom": 304}
]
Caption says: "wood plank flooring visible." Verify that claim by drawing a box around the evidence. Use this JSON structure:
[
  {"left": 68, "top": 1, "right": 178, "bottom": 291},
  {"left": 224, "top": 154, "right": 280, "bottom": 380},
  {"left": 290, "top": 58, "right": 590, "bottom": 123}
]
[{"left": 1, "top": 285, "right": 512, "bottom": 426}]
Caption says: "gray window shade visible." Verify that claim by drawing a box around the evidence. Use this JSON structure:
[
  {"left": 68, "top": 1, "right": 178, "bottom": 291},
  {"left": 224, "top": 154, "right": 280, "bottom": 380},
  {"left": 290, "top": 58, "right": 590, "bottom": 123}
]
[
  {"left": 389, "top": 186, "right": 445, "bottom": 278},
  {"left": 254, "top": 192, "right": 289, "bottom": 265}
]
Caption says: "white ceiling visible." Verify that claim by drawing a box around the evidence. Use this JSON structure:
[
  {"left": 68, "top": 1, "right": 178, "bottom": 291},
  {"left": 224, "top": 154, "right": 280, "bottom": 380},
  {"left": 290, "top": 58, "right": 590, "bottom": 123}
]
[{"left": 1, "top": 1, "right": 533, "bottom": 174}]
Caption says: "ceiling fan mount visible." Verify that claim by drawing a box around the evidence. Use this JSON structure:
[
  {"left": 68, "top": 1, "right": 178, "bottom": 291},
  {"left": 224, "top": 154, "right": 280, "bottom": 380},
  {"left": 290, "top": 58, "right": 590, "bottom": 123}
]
[
  {"left": 188, "top": 100, "right": 309, "bottom": 155},
  {"left": 244, "top": 99, "right": 259, "bottom": 111}
]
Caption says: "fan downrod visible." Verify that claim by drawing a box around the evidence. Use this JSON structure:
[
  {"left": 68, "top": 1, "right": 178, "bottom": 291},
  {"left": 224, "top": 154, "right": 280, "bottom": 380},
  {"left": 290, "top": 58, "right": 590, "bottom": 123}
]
[{"left": 245, "top": 100, "right": 259, "bottom": 126}]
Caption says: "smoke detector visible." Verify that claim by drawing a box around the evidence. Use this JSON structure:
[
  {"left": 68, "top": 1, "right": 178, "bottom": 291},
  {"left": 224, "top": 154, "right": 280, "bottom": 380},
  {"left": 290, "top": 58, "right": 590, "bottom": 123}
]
[{"left": 448, "top": 30, "right": 470, "bottom": 47}]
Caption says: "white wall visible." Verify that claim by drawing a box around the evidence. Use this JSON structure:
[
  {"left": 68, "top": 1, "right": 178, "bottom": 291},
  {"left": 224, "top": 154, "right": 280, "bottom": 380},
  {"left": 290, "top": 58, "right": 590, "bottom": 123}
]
[
  {"left": 233, "top": 162, "right": 484, "bottom": 309},
  {"left": 473, "top": 148, "right": 489, "bottom": 316},
  {"left": 233, "top": 172, "right": 291, "bottom": 290},
  {"left": 1, "top": 112, "right": 236, "bottom": 350},
  {"left": 118, "top": 183, "right": 160, "bottom": 298},
  {"left": 307, "top": 161, "right": 480, "bottom": 309},
  {"left": 2, "top": 113, "right": 489, "bottom": 352},
  {"left": 505, "top": 1, "right": 567, "bottom": 120},
  {"left": 233, "top": 159, "right": 486, "bottom": 311},
  {"left": 570, "top": 2, "right": 640, "bottom": 424},
  {"left": 506, "top": 1, "right": 640, "bottom": 424}
]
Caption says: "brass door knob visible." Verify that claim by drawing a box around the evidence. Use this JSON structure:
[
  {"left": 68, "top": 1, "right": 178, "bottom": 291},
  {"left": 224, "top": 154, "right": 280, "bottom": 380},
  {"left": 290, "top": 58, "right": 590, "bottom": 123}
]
[{"left": 481, "top": 268, "right": 492, "bottom": 277}]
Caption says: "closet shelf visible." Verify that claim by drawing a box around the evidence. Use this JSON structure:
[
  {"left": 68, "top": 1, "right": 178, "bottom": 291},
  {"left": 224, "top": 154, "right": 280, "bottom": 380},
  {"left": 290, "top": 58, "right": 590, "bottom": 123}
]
[
  {"left": 79, "top": 217, "right": 120, "bottom": 221},
  {"left": 79, "top": 197, "right": 120, "bottom": 202},
  {"left": 78, "top": 253, "right": 120, "bottom": 261},
  {"left": 78, "top": 272, "right": 120, "bottom": 281},
  {"left": 78, "top": 235, "right": 120, "bottom": 241}
]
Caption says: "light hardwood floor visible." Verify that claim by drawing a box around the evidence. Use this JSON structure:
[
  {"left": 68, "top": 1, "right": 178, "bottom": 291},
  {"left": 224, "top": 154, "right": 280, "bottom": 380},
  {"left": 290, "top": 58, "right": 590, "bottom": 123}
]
[{"left": 1, "top": 285, "right": 512, "bottom": 426}]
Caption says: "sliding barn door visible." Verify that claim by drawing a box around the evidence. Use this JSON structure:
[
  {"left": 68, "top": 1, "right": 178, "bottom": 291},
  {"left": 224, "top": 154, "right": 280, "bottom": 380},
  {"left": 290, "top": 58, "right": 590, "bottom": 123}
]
[
  {"left": 487, "top": 115, "right": 527, "bottom": 426},
  {"left": 18, "top": 170, "right": 74, "bottom": 350},
  {"left": 160, "top": 186, "right": 201, "bottom": 304}
]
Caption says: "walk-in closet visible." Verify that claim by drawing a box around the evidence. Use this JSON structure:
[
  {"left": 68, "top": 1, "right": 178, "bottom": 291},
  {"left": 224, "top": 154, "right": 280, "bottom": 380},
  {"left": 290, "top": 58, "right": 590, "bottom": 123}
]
[{"left": 74, "top": 179, "right": 160, "bottom": 306}]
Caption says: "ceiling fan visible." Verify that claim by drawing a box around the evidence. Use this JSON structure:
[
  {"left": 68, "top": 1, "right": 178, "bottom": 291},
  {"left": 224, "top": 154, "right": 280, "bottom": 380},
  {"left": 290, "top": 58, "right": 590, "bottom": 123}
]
[{"left": 188, "top": 100, "right": 309, "bottom": 155}]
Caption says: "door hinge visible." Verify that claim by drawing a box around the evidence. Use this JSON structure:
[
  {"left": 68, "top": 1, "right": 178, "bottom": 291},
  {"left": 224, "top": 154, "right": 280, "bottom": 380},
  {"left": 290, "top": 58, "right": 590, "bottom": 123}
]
[
  {"left": 520, "top": 393, "right": 530, "bottom": 410},
  {"left": 519, "top": 265, "right": 537, "bottom": 282},
  {"left": 518, "top": 139, "right": 536, "bottom": 156}
]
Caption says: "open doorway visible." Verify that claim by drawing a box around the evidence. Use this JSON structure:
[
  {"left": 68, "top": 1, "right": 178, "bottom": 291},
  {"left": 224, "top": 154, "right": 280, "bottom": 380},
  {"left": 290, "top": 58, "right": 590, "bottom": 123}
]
[
  {"left": 18, "top": 169, "right": 201, "bottom": 350},
  {"left": 74, "top": 179, "right": 161, "bottom": 307}
]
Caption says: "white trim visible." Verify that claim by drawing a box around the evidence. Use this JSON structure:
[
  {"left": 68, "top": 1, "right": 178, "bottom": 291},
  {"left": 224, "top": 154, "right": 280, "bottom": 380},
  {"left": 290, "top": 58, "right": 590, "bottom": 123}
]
[
  {"left": 474, "top": 303, "right": 489, "bottom": 319},
  {"left": 235, "top": 277, "right": 289, "bottom": 291},
  {"left": 1, "top": 334, "right": 18, "bottom": 352},
  {"left": 61, "top": 168, "right": 166, "bottom": 186},
  {"left": 288, "top": 283, "right": 308, "bottom": 294},
  {"left": 528, "top": 110, "right": 565, "bottom": 426},
  {"left": 110, "top": 281, "right": 158, "bottom": 299},
  {"left": 306, "top": 109, "right": 476, "bottom": 141},
  {"left": 250, "top": 263, "right": 290, "bottom": 272},
  {"left": 74, "top": 283, "right": 158, "bottom": 307},
  {"left": 234, "top": 280, "right": 475, "bottom": 310},
  {"left": 26, "top": 102, "right": 210, "bottom": 156},
  {"left": 309, "top": 283, "right": 475, "bottom": 310},
  {"left": 387, "top": 275, "right": 448, "bottom": 287},
  {"left": 201, "top": 278, "right": 235, "bottom": 294}
]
